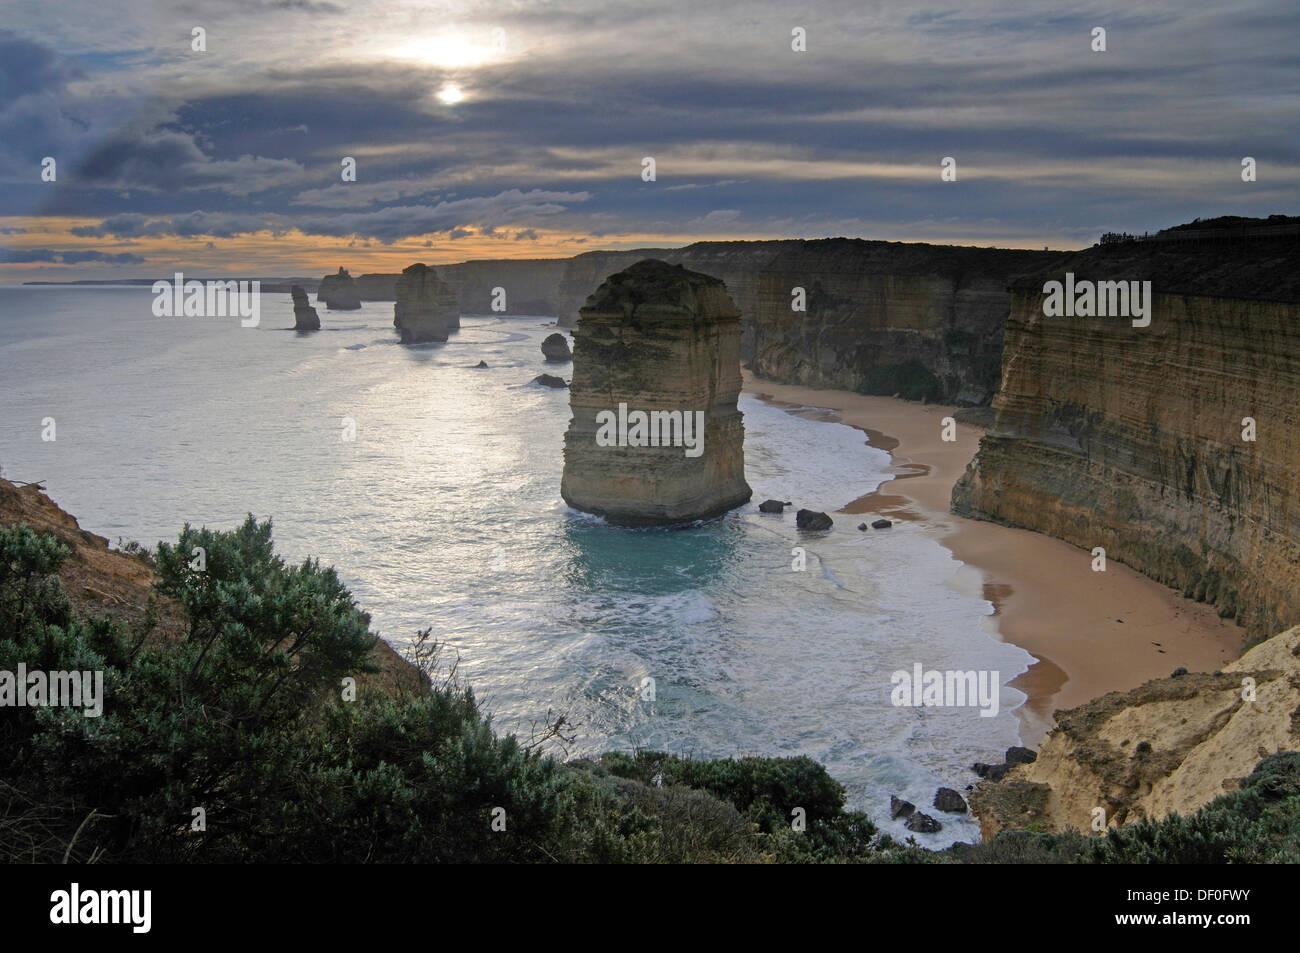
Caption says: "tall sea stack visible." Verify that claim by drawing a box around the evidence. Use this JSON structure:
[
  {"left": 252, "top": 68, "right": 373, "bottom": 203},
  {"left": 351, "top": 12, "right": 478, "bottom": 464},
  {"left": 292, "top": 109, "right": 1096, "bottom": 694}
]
[
  {"left": 317, "top": 267, "right": 362, "bottom": 310},
  {"left": 290, "top": 285, "right": 320, "bottom": 330},
  {"left": 393, "top": 263, "right": 460, "bottom": 344},
  {"left": 561, "top": 259, "right": 751, "bottom": 525}
]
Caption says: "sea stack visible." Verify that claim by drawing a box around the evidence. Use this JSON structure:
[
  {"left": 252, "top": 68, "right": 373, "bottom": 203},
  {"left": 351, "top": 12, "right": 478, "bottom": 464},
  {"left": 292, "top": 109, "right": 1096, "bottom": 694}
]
[
  {"left": 317, "top": 267, "right": 362, "bottom": 310},
  {"left": 393, "top": 263, "right": 460, "bottom": 344},
  {"left": 290, "top": 285, "right": 320, "bottom": 330},
  {"left": 561, "top": 259, "right": 751, "bottom": 525},
  {"left": 541, "top": 332, "right": 572, "bottom": 362}
]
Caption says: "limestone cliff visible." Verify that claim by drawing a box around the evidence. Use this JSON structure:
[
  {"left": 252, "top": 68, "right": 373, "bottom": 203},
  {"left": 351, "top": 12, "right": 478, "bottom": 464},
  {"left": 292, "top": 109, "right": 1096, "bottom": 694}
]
[
  {"left": 970, "top": 626, "right": 1300, "bottom": 837},
  {"left": 393, "top": 263, "right": 460, "bottom": 344},
  {"left": 316, "top": 267, "right": 362, "bottom": 310},
  {"left": 952, "top": 232, "right": 1300, "bottom": 640},
  {"left": 751, "top": 240, "right": 1064, "bottom": 404},
  {"left": 561, "top": 259, "right": 751, "bottom": 525},
  {"left": 439, "top": 258, "right": 569, "bottom": 315},
  {"left": 290, "top": 285, "right": 320, "bottom": 330},
  {"left": 554, "top": 242, "right": 801, "bottom": 339}
]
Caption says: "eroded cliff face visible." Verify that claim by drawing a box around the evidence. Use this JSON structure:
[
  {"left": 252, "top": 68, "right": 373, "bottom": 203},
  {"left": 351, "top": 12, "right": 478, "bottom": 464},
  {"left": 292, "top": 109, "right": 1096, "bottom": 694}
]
[
  {"left": 561, "top": 259, "right": 751, "bottom": 525},
  {"left": 970, "top": 626, "right": 1300, "bottom": 837},
  {"left": 952, "top": 273, "right": 1300, "bottom": 640},
  {"left": 751, "top": 240, "right": 1064, "bottom": 403},
  {"left": 439, "top": 258, "right": 569, "bottom": 315},
  {"left": 393, "top": 263, "right": 460, "bottom": 344},
  {"left": 554, "top": 242, "right": 801, "bottom": 336}
]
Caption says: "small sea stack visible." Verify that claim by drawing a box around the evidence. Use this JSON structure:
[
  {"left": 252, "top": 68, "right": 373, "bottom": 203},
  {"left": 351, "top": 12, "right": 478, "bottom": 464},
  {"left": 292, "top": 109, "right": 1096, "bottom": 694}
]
[
  {"left": 561, "top": 259, "right": 751, "bottom": 526},
  {"left": 393, "top": 263, "right": 460, "bottom": 344},
  {"left": 541, "top": 332, "right": 572, "bottom": 362},
  {"left": 290, "top": 285, "right": 320, "bottom": 330},
  {"left": 317, "top": 267, "right": 361, "bottom": 310}
]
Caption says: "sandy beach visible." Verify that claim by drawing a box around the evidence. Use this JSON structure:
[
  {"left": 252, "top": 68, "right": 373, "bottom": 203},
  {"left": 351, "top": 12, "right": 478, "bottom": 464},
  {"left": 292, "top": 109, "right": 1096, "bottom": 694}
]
[{"left": 743, "top": 371, "right": 1246, "bottom": 747}]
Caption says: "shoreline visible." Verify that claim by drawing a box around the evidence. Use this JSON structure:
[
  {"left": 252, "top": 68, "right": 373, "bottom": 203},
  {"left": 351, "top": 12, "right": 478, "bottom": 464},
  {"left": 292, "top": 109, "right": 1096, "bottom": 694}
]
[{"left": 742, "top": 371, "right": 1246, "bottom": 747}]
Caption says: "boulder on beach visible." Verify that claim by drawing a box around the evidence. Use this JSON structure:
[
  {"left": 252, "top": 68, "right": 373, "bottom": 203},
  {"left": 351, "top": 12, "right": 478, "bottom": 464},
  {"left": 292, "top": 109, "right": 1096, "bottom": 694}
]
[
  {"left": 858, "top": 522, "right": 868, "bottom": 531},
  {"left": 533, "top": 374, "right": 568, "bottom": 388},
  {"left": 541, "top": 332, "right": 572, "bottom": 363},
  {"left": 933, "top": 787, "right": 968, "bottom": 814},
  {"left": 795, "top": 509, "right": 833, "bottom": 531},
  {"left": 758, "top": 499, "right": 791, "bottom": 513},
  {"left": 872, "top": 518, "right": 893, "bottom": 529},
  {"left": 905, "top": 812, "right": 942, "bottom": 833},
  {"left": 290, "top": 285, "right": 320, "bottom": 330},
  {"left": 1006, "top": 746, "right": 1038, "bottom": 767},
  {"left": 890, "top": 796, "right": 916, "bottom": 820}
]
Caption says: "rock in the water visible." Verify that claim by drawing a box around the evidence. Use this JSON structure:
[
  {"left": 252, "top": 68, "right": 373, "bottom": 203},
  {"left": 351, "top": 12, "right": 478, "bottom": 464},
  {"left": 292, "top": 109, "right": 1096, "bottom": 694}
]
[
  {"left": 758, "top": 499, "right": 790, "bottom": 513},
  {"left": 473, "top": 360, "right": 488, "bottom": 368},
  {"left": 933, "top": 787, "right": 968, "bottom": 814},
  {"left": 290, "top": 285, "right": 320, "bottom": 330},
  {"left": 541, "top": 332, "right": 572, "bottom": 363},
  {"left": 534, "top": 374, "right": 568, "bottom": 388},
  {"left": 858, "top": 522, "right": 868, "bottom": 530},
  {"left": 317, "top": 267, "right": 362, "bottom": 310},
  {"left": 394, "top": 263, "right": 460, "bottom": 344},
  {"left": 872, "top": 518, "right": 893, "bottom": 529},
  {"left": 560, "top": 259, "right": 752, "bottom": 526},
  {"left": 1005, "top": 746, "right": 1037, "bottom": 766},
  {"left": 890, "top": 796, "right": 916, "bottom": 820},
  {"left": 905, "top": 812, "right": 942, "bottom": 833},
  {"left": 795, "top": 509, "right": 833, "bottom": 531},
  {"left": 973, "top": 761, "right": 1010, "bottom": 782}
]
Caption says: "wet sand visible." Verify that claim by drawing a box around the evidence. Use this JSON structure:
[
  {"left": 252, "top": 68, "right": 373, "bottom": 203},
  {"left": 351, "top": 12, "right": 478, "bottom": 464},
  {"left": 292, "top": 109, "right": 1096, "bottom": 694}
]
[{"left": 744, "top": 372, "right": 1246, "bottom": 747}]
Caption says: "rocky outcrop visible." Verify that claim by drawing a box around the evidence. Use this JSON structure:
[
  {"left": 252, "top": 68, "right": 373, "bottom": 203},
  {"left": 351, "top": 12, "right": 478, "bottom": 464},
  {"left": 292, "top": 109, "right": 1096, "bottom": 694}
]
[
  {"left": 952, "top": 230, "right": 1300, "bottom": 640},
  {"left": 317, "top": 267, "right": 362, "bottom": 310},
  {"left": 970, "top": 626, "right": 1300, "bottom": 838},
  {"left": 795, "top": 509, "right": 833, "bottom": 531},
  {"left": 541, "top": 333, "right": 572, "bottom": 362},
  {"left": 533, "top": 374, "right": 567, "bottom": 388},
  {"left": 393, "top": 263, "right": 460, "bottom": 344},
  {"left": 290, "top": 285, "right": 320, "bottom": 330},
  {"left": 356, "top": 273, "right": 398, "bottom": 300},
  {"left": 751, "top": 240, "right": 1066, "bottom": 404},
  {"left": 561, "top": 259, "right": 752, "bottom": 525}
]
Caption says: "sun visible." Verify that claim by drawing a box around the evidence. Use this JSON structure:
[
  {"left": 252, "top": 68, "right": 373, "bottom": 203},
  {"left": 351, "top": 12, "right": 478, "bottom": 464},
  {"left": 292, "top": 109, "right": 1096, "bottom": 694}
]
[{"left": 437, "top": 83, "right": 465, "bottom": 105}]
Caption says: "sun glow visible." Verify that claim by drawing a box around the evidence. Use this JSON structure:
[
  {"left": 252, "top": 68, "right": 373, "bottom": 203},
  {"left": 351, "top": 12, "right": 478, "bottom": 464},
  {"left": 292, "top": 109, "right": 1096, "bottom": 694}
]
[
  {"left": 390, "top": 34, "right": 502, "bottom": 70},
  {"left": 437, "top": 83, "right": 465, "bottom": 105}
]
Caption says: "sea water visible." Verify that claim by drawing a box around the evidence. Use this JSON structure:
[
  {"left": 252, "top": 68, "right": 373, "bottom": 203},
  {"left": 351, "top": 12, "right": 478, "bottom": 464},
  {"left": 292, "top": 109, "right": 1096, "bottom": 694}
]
[{"left": 0, "top": 285, "right": 1033, "bottom": 843}]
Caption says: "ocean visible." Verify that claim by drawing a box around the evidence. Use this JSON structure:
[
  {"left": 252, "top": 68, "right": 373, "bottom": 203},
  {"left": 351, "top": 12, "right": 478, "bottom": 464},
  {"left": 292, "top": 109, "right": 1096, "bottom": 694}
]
[{"left": 0, "top": 285, "right": 1033, "bottom": 843}]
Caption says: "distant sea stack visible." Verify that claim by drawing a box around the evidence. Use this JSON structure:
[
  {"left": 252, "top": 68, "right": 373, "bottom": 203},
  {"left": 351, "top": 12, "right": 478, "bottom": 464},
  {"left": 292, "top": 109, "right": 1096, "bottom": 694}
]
[
  {"left": 317, "top": 267, "right": 362, "bottom": 310},
  {"left": 393, "top": 263, "right": 460, "bottom": 344},
  {"left": 541, "top": 332, "right": 572, "bottom": 362},
  {"left": 290, "top": 285, "right": 320, "bottom": 330},
  {"left": 561, "top": 259, "right": 751, "bottom": 525}
]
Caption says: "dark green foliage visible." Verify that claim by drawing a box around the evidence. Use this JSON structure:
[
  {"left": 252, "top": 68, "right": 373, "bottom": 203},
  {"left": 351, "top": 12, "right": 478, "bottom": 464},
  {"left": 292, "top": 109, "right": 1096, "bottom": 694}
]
[{"left": 4, "top": 518, "right": 1297, "bottom": 863}]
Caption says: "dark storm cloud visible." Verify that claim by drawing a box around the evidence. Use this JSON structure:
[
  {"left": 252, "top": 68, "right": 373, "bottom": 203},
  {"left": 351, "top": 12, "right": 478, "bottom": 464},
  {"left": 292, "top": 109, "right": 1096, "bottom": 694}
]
[
  {"left": 0, "top": 247, "right": 144, "bottom": 264},
  {"left": 1, "top": 0, "right": 1297, "bottom": 253}
]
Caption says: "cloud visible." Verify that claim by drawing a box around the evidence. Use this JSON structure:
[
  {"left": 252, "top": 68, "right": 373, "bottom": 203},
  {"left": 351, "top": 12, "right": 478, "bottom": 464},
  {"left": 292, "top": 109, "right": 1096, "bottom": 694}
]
[{"left": 0, "top": 246, "right": 144, "bottom": 264}]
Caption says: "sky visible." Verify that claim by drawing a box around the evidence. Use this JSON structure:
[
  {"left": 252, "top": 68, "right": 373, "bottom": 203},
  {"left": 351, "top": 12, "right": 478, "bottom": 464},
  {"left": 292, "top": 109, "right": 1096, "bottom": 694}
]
[{"left": 1, "top": 0, "right": 1296, "bottom": 281}]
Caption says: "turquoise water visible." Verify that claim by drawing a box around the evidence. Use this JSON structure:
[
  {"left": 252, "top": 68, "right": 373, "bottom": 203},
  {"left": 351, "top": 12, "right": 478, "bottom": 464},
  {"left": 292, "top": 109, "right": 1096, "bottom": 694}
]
[{"left": 0, "top": 285, "right": 1033, "bottom": 842}]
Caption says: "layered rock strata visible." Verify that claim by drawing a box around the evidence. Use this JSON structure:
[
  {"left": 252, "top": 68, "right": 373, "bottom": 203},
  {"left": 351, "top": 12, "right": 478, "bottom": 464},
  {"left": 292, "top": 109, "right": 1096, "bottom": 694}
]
[
  {"left": 970, "top": 626, "right": 1300, "bottom": 837},
  {"left": 290, "top": 285, "right": 320, "bottom": 330},
  {"left": 561, "top": 259, "right": 751, "bottom": 525},
  {"left": 316, "top": 267, "right": 361, "bottom": 310},
  {"left": 952, "top": 235, "right": 1300, "bottom": 640},
  {"left": 393, "top": 263, "right": 460, "bottom": 344}
]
